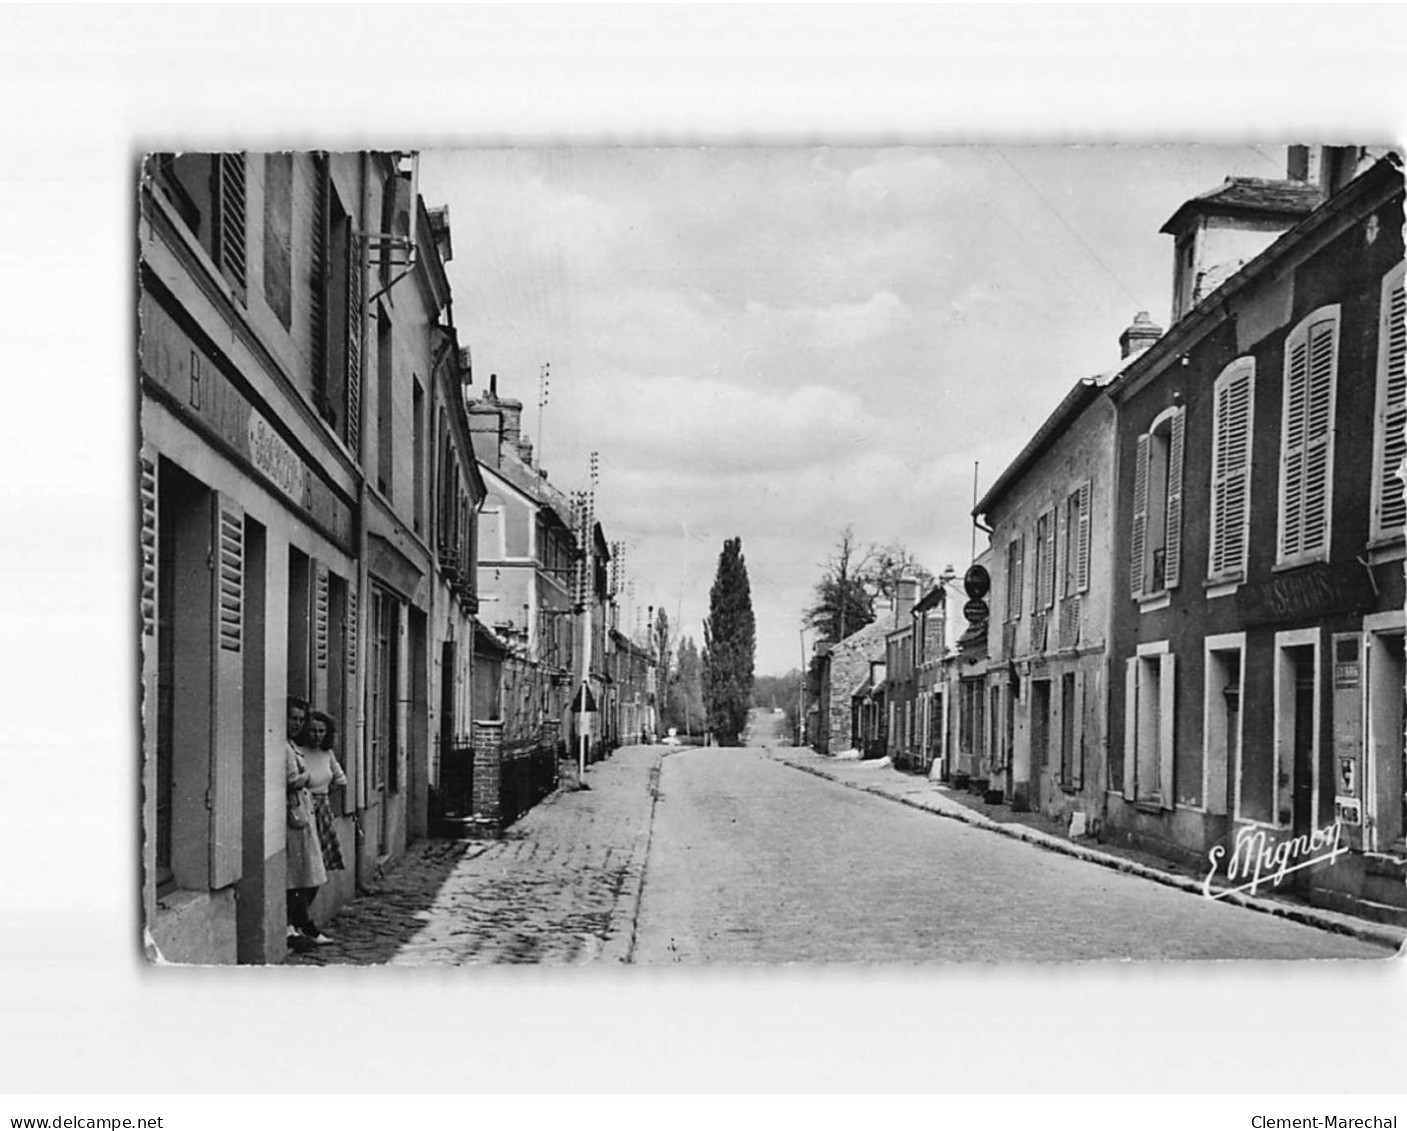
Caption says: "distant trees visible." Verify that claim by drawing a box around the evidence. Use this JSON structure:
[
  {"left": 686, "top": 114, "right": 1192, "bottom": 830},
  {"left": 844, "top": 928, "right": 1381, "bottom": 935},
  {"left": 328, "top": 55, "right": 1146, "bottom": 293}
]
[
  {"left": 668, "top": 635, "right": 704, "bottom": 735},
  {"left": 702, "top": 536, "right": 756, "bottom": 746},
  {"left": 752, "top": 669, "right": 803, "bottom": 744},
  {"left": 803, "top": 526, "right": 934, "bottom": 709}
]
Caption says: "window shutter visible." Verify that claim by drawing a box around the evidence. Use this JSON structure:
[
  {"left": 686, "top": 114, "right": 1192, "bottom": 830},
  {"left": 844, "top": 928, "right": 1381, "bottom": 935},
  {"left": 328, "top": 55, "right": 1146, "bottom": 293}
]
[
  {"left": 1158, "top": 652, "right": 1176, "bottom": 809},
  {"left": 1076, "top": 480, "right": 1092, "bottom": 594},
  {"left": 1123, "top": 659, "right": 1138, "bottom": 800},
  {"left": 1013, "top": 534, "right": 1024, "bottom": 620},
  {"left": 344, "top": 584, "right": 360, "bottom": 815},
  {"left": 1211, "top": 365, "right": 1253, "bottom": 578},
  {"left": 1130, "top": 433, "right": 1150, "bottom": 598},
  {"left": 1280, "top": 310, "right": 1338, "bottom": 561},
  {"left": 215, "top": 153, "right": 247, "bottom": 299},
  {"left": 140, "top": 455, "right": 158, "bottom": 637},
  {"left": 1045, "top": 507, "right": 1057, "bottom": 609},
  {"left": 1055, "top": 500, "right": 1068, "bottom": 601},
  {"left": 1030, "top": 517, "right": 1042, "bottom": 615},
  {"left": 314, "top": 561, "right": 330, "bottom": 706},
  {"left": 209, "top": 495, "right": 245, "bottom": 889},
  {"left": 310, "top": 154, "right": 330, "bottom": 407},
  {"left": 1374, "top": 266, "right": 1407, "bottom": 535},
  {"left": 345, "top": 218, "right": 363, "bottom": 456},
  {"left": 1163, "top": 408, "right": 1186, "bottom": 590},
  {"left": 1072, "top": 668, "right": 1086, "bottom": 790}
]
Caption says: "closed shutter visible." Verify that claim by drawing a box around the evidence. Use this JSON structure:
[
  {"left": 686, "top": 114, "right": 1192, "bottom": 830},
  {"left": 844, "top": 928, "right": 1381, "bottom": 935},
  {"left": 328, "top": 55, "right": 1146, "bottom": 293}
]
[
  {"left": 1158, "top": 652, "right": 1176, "bottom": 809},
  {"left": 1374, "top": 265, "right": 1407, "bottom": 536},
  {"left": 1130, "top": 433, "right": 1150, "bottom": 598},
  {"left": 1163, "top": 408, "right": 1186, "bottom": 590},
  {"left": 310, "top": 154, "right": 330, "bottom": 409},
  {"left": 1211, "top": 363, "right": 1254, "bottom": 577},
  {"left": 1076, "top": 480, "right": 1092, "bottom": 594},
  {"left": 1012, "top": 534, "right": 1023, "bottom": 621},
  {"left": 314, "top": 561, "right": 330, "bottom": 708},
  {"left": 344, "top": 584, "right": 360, "bottom": 814},
  {"left": 140, "top": 455, "right": 158, "bottom": 636},
  {"left": 1123, "top": 659, "right": 1138, "bottom": 800},
  {"left": 345, "top": 217, "right": 363, "bottom": 456},
  {"left": 209, "top": 496, "right": 244, "bottom": 889},
  {"left": 1072, "top": 668, "right": 1086, "bottom": 790},
  {"left": 1055, "top": 499, "right": 1068, "bottom": 600},
  {"left": 1280, "top": 309, "right": 1339, "bottom": 561},
  {"left": 215, "top": 153, "right": 247, "bottom": 299}
]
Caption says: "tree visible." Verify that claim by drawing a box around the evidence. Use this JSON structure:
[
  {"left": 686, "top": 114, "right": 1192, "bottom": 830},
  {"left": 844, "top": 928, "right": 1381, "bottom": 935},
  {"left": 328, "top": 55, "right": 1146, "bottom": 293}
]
[
  {"left": 803, "top": 526, "right": 876, "bottom": 647},
  {"left": 652, "top": 607, "right": 672, "bottom": 728},
  {"left": 670, "top": 635, "right": 704, "bottom": 735},
  {"left": 867, "top": 539, "right": 936, "bottom": 603},
  {"left": 702, "top": 536, "right": 756, "bottom": 746}
]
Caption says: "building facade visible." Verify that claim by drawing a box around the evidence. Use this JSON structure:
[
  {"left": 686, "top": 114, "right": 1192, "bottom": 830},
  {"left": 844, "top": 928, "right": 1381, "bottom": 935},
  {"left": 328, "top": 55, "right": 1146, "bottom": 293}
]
[
  {"left": 139, "top": 151, "right": 487, "bottom": 963},
  {"left": 1106, "top": 152, "right": 1406, "bottom": 922}
]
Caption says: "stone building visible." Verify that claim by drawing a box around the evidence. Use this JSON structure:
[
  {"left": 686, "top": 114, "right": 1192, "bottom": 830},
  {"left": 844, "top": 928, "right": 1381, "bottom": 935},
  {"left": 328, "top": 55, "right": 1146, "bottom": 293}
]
[{"left": 139, "top": 151, "right": 487, "bottom": 962}]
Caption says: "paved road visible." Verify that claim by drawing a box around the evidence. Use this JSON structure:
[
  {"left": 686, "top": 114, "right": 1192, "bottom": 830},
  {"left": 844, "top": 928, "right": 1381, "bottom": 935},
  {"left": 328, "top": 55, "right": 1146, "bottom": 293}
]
[
  {"left": 631, "top": 743, "right": 1388, "bottom": 963},
  {"left": 287, "top": 747, "right": 660, "bottom": 966}
]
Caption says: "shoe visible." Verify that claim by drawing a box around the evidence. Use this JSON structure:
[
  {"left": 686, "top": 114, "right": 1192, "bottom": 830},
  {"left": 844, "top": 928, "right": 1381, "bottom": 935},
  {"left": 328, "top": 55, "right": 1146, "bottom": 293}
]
[{"left": 305, "top": 932, "right": 335, "bottom": 946}]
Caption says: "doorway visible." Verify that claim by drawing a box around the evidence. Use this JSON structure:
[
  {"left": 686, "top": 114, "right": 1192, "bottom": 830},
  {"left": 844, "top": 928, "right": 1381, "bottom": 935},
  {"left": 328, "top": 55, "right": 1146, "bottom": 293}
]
[{"left": 1029, "top": 679, "right": 1051, "bottom": 810}]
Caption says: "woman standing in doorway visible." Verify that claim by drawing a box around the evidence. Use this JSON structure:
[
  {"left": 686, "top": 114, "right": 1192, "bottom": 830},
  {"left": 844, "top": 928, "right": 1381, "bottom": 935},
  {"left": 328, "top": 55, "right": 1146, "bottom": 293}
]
[
  {"left": 285, "top": 698, "right": 328, "bottom": 949},
  {"left": 304, "top": 711, "right": 348, "bottom": 881}
]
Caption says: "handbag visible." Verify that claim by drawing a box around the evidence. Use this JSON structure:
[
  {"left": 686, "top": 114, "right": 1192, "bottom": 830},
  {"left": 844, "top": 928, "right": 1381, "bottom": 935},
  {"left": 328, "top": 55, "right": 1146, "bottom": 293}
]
[{"left": 287, "top": 788, "right": 310, "bottom": 830}]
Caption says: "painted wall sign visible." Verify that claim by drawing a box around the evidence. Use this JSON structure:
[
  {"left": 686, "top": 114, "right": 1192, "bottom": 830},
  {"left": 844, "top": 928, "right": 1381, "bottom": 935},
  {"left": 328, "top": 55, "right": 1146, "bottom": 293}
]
[
  {"left": 1236, "top": 561, "right": 1377, "bottom": 627},
  {"left": 139, "top": 292, "right": 356, "bottom": 550},
  {"left": 247, "top": 409, "right": 308, "bottom": 501}
]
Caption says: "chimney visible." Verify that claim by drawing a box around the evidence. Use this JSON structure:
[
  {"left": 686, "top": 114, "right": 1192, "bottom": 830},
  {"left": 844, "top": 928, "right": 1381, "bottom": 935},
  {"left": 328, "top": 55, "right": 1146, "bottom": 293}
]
[
  {"left": 466, "top": 397, "right": 503, "bottom": 469},
  {"left": 498, "top": 396, "right": 523, "bottom": 449},
  {"left": 517, "top": 437, "right": 534, "bottom": 466},
  {"left": 895, "top": 577, "right": 919, "bottom": 627},
  {"left": 1119, "top": 311, "right": 1163, "bottom": 359}
]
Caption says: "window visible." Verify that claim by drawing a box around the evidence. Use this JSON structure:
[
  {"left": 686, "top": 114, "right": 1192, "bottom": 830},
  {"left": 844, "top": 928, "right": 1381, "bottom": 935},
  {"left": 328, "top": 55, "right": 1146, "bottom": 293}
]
[
  {"left": 1372, "top": 263, "right": 1407, "bottom": 540},
  {"left": 1130, "top": 407, "right": 1185, "bottom": 598},
  {"left": 1124, "top": 647, "right": 1175, "bottom": 806},
  {"left": 1209, "top": 359, "right": 1255, "bottom": 582},
  {"left": 1033, "top": 508, "right": 1056, "bottom": 612},
  {"left": 262, "top": 154, "right": 293, "bottom": 329},
  {"left": 1064, "top": 482, "right": 1091, "bottom": 596},
  {"left": 1277, "top": 306, "right": 1340, "bottom": 566},
  {"left": 151, "top": 152, "right": 247, "bottom": 301},
  {"left": 1005, "top": 536, "right": 1024, "bottom": 622}
]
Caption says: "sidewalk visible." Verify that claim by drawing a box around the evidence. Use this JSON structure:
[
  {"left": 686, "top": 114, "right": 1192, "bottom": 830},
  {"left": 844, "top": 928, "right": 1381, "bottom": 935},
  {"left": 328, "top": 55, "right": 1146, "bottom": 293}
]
[
  {"left": 286, "top": 744, "right": 664, "bottom": 966},
  {"left": 766, "top": 746, "right": 1407, "bottom": 952}
]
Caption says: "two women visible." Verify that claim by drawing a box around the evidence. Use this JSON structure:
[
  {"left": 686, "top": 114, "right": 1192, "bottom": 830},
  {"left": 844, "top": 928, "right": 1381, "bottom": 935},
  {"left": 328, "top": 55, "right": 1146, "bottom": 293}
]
[{"left": 286, "top": 699, "right": 347, "bottom": 949}]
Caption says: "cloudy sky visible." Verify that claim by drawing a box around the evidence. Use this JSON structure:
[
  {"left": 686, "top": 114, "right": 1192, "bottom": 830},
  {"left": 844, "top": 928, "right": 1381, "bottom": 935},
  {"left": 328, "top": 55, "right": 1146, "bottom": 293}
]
[{"left": 419, "top": 144, "right": 1291, "bottom": 675}]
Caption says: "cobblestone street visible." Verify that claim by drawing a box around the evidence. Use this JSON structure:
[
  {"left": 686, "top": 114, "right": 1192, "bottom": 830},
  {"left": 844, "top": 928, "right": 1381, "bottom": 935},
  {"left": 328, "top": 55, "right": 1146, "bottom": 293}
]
[
  {"left": 287, "top": 746, "right": 662, "bottom": 966},
  {"left": 287, "top": 728, "right": 1398, "bottom": 966}
]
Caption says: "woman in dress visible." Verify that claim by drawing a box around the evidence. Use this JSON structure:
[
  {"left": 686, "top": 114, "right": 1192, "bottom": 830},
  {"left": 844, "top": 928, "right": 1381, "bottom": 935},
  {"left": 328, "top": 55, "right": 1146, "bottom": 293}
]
[
  {"left": 304, "top": 710, "right": 348, "bottom": 883},
  {"left": 285, "top": 698, "right": 328, "bottom": 948}
]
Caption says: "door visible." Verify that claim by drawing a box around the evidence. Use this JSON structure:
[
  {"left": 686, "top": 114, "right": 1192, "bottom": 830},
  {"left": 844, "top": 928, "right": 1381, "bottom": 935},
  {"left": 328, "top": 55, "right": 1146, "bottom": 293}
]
[
  {"left": 1029, "top": 679, "right": 1051, "bottom": 811},
  {"left": 1290, "top": 645, "right": 1317, "bottom": 841}
]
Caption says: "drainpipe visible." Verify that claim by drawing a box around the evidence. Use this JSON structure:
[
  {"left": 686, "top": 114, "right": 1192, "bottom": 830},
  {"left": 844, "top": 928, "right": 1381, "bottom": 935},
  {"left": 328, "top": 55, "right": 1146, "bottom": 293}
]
[{"left": 354, "top": 151, "right": 372, "bottom": 890}]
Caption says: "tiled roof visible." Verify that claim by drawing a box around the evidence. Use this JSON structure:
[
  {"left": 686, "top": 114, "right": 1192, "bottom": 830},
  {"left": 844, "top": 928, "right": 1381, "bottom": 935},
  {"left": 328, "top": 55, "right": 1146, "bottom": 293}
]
[{"left": 1161, "top": 177, "right": 1323, "bottom": 234}]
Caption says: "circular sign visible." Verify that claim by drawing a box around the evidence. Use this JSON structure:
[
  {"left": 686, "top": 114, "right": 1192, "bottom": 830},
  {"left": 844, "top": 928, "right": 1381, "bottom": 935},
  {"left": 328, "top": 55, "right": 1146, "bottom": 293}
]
[
  {"left": 963, "top": 564, "right": 991, "bottom": 600},
  {"left": 963, "top": 598, "right": 990, "bottom": 624}
]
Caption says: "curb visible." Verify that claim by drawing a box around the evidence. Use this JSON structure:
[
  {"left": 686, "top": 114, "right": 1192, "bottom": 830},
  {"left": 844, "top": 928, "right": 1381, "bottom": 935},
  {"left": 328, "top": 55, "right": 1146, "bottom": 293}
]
[
  {"left": 776, "top": 755, "right": 1406, "bottom": 954},
  {"left": 599, "top": 747, "right": 668, "bottom": 964}
]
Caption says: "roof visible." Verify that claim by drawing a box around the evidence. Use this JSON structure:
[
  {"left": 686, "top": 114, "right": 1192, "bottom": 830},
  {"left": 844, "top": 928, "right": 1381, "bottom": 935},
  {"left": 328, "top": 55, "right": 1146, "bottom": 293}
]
[
  {"left": 1113, "top": 155, "right": 1404, "bottom": 404},
  {"left": 1160, "top": 176, "right": 1323, "bottom": 235},
  {"left": 973, "top": 378, "right": 1103, "bottom": 519}
]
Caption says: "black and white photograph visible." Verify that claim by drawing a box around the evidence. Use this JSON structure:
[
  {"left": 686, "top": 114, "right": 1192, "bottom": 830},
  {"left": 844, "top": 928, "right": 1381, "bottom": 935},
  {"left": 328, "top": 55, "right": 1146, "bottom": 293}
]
[{"left": 138, "top": 141, "right": 1405, "bottom": 967}]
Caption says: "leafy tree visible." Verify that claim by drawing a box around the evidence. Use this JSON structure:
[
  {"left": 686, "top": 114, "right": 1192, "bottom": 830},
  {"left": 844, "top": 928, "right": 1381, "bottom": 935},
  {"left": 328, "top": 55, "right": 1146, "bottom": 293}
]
[
  {"left": 867, "top": 539, "right": 936, "bottom": 603},
  {"left": 803, "top": 526, "right": 874, "bottom": 647},
  {"left": 702, "top": 537, "right": 756, "bottom": 746},
  {"left": 670, "top": 635, "right": 704, "bottom": 735}
]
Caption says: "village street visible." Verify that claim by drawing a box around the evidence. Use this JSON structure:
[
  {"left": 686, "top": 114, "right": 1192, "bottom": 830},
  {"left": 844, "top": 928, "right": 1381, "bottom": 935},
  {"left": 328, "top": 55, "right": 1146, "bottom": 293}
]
[{"left": 288, "top": 712, "right": 1395, "bottom": 966}]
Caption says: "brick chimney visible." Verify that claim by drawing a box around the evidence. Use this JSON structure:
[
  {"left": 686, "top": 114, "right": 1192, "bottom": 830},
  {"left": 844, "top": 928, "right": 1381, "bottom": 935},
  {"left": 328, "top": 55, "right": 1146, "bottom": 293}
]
[
  {"left": 1119, "top": 311, "right": 1163, "bottom": 359},
  {"left": 895, "top": 577, "right": 919, "bottom": 627}
]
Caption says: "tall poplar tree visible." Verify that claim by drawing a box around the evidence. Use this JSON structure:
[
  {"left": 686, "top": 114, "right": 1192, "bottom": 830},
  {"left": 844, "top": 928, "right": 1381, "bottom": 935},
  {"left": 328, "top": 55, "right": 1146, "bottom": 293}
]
[{"left": 702, "top": 536, "right": 756, "bottom": 746}]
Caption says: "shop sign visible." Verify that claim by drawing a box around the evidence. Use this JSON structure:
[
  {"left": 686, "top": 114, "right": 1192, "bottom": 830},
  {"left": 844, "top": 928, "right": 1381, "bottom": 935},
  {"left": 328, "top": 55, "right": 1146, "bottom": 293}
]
[
  {"left": 247, "top": 409, "right": 308, "bottom": 502},
  {"left": 1236, "top": 561, "right": 1376, "bottom": 627}
]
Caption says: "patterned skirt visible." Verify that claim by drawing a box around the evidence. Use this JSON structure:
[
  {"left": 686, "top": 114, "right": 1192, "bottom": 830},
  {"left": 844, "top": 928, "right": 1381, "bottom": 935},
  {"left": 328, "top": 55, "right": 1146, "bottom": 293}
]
[{"left": 312, "top": 792, "right": 346, "bottom": 872}]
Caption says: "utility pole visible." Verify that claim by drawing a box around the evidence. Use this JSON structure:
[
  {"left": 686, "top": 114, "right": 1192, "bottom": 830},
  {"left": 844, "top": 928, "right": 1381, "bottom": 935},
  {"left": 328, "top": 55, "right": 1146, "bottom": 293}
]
[
  {"left": 797, "top": 628, "right": 807, "bottom": 747},
  {"left": 576, "top": 453, "right": 599, "bottom": 780},
  {"left": 536, "top": 361, "right": 551, "bottom": 471}
]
